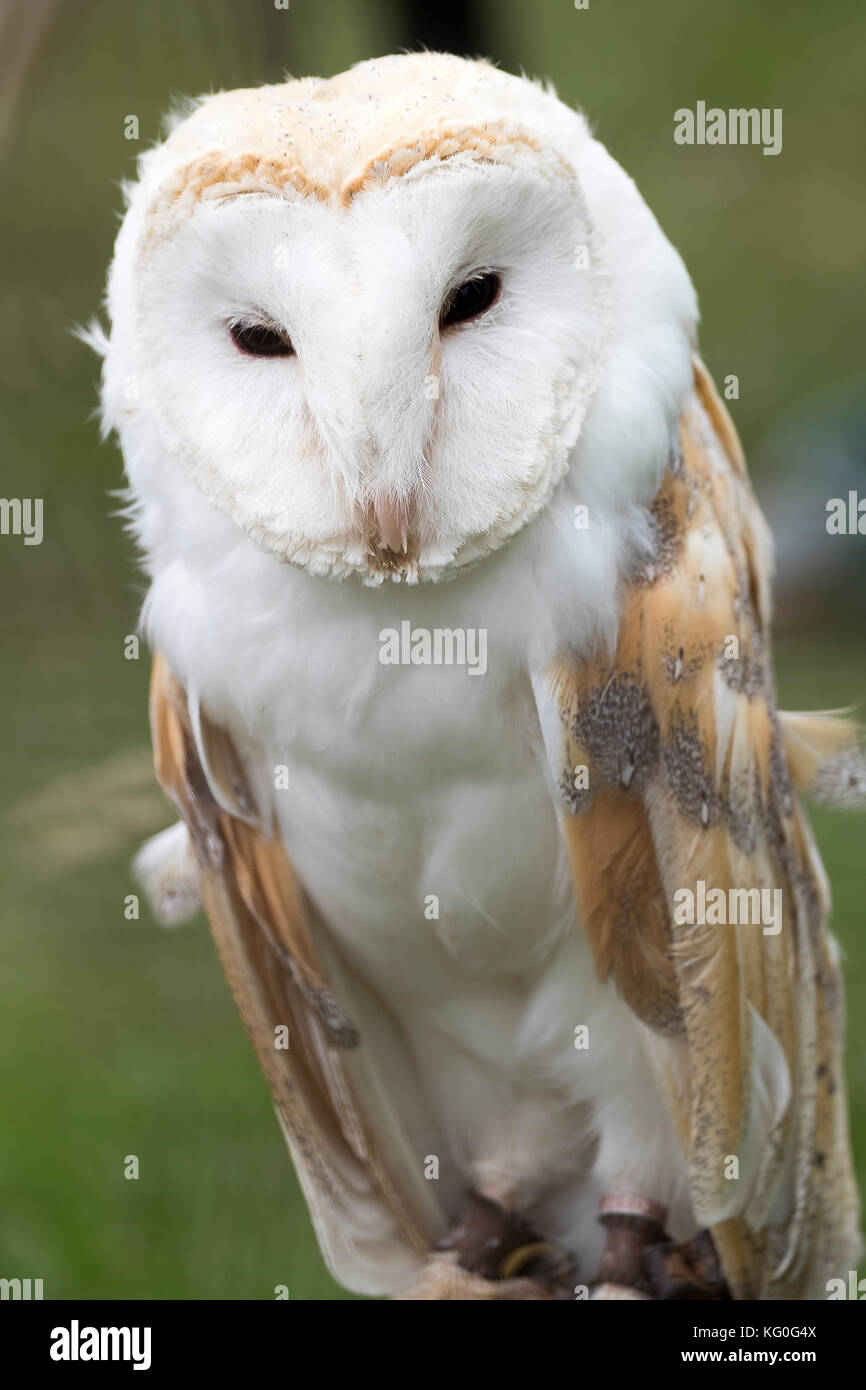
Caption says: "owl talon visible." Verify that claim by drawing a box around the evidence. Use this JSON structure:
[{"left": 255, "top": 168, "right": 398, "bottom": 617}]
[
  {"left": 435, "top": 1189, "right": 575, "bottom": 1291},
  {"left": 643, "top": 1228, "right": 730, "bottom": 1301}
]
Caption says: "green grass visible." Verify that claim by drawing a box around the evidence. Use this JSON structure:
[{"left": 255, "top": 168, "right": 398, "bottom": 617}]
[{"left": 1, "top": 0, "right": 864, "bottom": 1299}]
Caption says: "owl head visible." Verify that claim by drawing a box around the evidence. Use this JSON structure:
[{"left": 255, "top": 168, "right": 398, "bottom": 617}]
[{"left": 98, "top": 53, "right": 697, "bottom": 586}]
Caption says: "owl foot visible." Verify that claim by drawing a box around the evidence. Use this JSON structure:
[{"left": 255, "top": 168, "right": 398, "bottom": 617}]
[
  {"left": 403, "top": 1189, "right": 574, "bottom": 1299},
  {"left": 590, "top": 1194, "right": 667, "bottom": 1299},
  {"left": 643, "top": 1228, "right": 729, "bottom": 1300},
  {"left": 590, "top": 1195, "right": 729, "bottom": 1300}
]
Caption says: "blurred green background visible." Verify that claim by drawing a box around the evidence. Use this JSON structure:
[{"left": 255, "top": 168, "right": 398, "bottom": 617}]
[{"left": 1, "top": 0, "right": 864, "bottom": 1299}]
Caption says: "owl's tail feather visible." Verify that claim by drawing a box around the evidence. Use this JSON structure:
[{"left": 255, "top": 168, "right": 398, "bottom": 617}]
[{"left": 778, "top": 709, "right": 866, "bottom": 809}]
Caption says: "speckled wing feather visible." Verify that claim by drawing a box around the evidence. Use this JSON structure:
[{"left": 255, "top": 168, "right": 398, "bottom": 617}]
[
  {"left": 549, "top": 360, "right": 862, "bottom": 1298},
  {"left": 148, "top": 654, "right": 437, "bottom": 1295}
]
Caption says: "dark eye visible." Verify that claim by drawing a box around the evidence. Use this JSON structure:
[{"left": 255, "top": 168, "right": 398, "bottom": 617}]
[
  {"left": 229, "top": 320, "right": 294, "bottom": 357},
  {"left": 440, "top": 271, "right": 501, "bottom": 329}
]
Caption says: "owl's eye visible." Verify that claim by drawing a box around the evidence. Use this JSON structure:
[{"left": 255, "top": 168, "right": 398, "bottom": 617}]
[
  {"left": 440, "top": 271, "right": 501, "bottom": 329},
  {"left": 229, "top": 320, "right": 294, "bottom": 357}
]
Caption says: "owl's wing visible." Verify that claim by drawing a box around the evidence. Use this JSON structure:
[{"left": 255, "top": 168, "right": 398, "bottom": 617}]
[
  {"left": 542, "top": 359, "right": 863, "bottom": 1298},
  {"left": 147, "top": 654, "right": 439, "bottom": 1295}
]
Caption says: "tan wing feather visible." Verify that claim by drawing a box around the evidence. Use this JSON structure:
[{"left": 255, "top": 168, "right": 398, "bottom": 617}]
[
  {"left": 148, "top": 653, "right": 436, "bottom": 1294},
  {"left": 549, "top": 359, "right": 861, "bottom": 1298}
]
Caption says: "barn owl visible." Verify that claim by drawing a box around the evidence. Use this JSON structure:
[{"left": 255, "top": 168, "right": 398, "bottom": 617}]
[{"left": 92, "top": 52, "right": 864, "bottom": 1300}]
